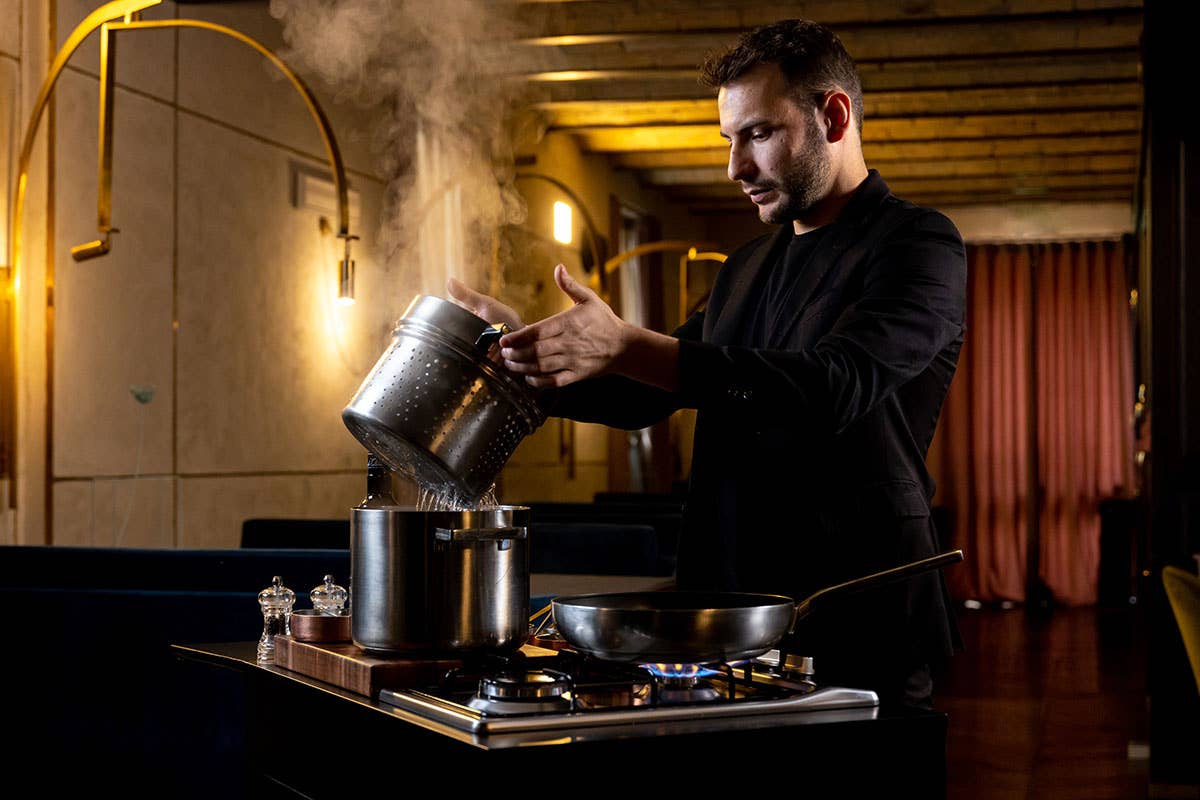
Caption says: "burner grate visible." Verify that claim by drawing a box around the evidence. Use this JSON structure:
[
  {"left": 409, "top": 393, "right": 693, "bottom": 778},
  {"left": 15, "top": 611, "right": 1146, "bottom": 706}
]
[
  {"left": 410, "top": 651, "right": 820, "bottom": 719},
  {"left": 379, "top": 649, "right": 879, "bottom": 733}
]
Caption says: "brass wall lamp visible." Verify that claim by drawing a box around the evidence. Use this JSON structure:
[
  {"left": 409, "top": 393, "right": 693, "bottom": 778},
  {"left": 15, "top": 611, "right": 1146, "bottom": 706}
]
[
  {"left": 2, "top": 0, "right": 357, "bottom": 507},
  {"left": 601, "top": 241, "right": 727, "bottom": 325},
  {"left": 513, "top": 172, "right": 605, "bottom": 294},
  {"left": 9, "top": 0, "right": 357, "bottom": 270}
]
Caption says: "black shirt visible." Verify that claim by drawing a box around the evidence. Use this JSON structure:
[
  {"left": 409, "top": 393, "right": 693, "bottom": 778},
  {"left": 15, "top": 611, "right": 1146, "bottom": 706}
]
[{"left": 747, "top": 226, "right": 832, "bottom": 346}]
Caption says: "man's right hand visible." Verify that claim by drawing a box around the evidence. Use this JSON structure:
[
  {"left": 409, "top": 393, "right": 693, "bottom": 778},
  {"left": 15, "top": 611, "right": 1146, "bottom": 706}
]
[{"left": 446, "top": 277, "right": 525, "bottom": 332}]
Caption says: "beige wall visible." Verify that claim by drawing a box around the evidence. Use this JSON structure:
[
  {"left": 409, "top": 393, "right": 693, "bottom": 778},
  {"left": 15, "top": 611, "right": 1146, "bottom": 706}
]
[
  {"left": 0, "top": 0, "right": 20, "bottom": 541},
  {"left": 2, "top": 0, "right": 53, "bottom": 546},
  {"left": 943, "top": 201, "right": 1132, "bottom": 244},
  {"left": 6, "top": 1, "right": 414, "bottom": 549}
]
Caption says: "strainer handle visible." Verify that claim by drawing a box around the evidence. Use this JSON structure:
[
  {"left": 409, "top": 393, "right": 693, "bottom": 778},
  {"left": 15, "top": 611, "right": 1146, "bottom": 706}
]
[{"left": 474, "top": 322, "right": 512, "bottom": 353}]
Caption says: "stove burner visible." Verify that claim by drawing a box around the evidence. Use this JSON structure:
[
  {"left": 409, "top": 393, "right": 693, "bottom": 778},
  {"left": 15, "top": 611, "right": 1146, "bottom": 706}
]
[
  {"left": 638, "top": 663, "right": 736, "bottom": 703},
  {"left": 640, "top": 663, "right": 720, "bottom": 689},
  {"left": 653, "top": 685, "right": 723, "bottom": 704},
  {"left": 478, "top": 669, "right": 571, "bottom": 702},
  {"left": 466, "top": 668, "right": 574, "bottom": 715},
  {"left": 661, "top": 675, "right": 699, "bottom": 689}
]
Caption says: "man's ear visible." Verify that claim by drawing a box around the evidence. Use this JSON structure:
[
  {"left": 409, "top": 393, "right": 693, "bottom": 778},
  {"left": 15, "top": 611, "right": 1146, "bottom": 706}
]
[{"left": 821, "top": 90, "right": 853, "bottom": 143}]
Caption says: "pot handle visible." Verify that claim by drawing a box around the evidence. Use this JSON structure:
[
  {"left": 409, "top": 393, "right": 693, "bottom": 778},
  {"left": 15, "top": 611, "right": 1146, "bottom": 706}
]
[
  {"left": 787, "top": 549, "right": 964, "bottom": 634},
  {"left": 473, "top": 322, "right": 512, "bottom": 354},
  {"left": 434, "top": 526, "right": 526, "bottom": 543}
]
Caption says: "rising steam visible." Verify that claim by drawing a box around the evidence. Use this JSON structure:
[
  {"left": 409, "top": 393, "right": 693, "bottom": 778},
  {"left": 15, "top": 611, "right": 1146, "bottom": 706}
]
[{"left": 268, "top": 0, "right": 542, "bottom": 294}]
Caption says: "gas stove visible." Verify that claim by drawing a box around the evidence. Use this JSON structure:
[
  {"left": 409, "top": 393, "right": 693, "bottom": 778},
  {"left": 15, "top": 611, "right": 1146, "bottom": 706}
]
[{"left": 378, "top": 648, "right": 878, "bottom": 733}]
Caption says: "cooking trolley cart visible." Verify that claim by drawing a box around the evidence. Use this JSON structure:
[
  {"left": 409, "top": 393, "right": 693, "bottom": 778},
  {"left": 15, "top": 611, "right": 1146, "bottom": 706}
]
[
  {"left": 173, "top": 641, "right": 947, "bottom": 795},
  {"left": 172, "top": 552, "right": 960, "bottom": 796}
]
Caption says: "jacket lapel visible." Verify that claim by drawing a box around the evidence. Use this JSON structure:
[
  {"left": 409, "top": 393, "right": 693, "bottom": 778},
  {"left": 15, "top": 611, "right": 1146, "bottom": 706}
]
[
  {"left": 708, "top": 225, "right": 791, "bottom": 345},
  {"left": 767, "top": 171, "right": 893, "bottom": 349},
  {"left": 765, "top": 229, "right": 841, "bottom": 348}
]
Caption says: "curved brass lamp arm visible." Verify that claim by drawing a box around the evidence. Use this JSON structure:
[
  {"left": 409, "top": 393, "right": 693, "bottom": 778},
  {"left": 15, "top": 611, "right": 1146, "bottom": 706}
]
[
  {"left": 4, "top": 0, "right": 161, "bottom": 507},
  {"left": 513, "top": 173, "right": 604, "bottom": 294},
  {"left": 597, "top": 237, "right": 724, "bottom": 328},
  {"left": 7, "top": 1, "right": 160, "bottom": 276},
  {"left": 678, "top": 247, "right": 727, "bottom": 323},
  {"left": 602, "top": 239, "right": 727, "bottom": 327},
  {"left": 108, "top": 18, "right": 351, "bottom": 239},
  {"left": 603, "top": 239, "right": 720, "bottom": 276},
  {"left": 687, "top": 249, "right": 727, "bottom": 265}
]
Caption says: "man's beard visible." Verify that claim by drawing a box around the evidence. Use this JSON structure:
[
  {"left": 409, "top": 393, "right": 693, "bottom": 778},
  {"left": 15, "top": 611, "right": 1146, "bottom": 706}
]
[{"left": 759, "top": 120, "right": 831, "bottom": 224}]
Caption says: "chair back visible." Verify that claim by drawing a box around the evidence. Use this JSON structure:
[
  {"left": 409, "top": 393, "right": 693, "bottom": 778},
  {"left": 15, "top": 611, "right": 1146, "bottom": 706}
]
[
  {"left": 242, "top": 518, "right": 350, "bottom": 549},
  {"left": 1163, "top": 565, "right": 1200, "bottom": 694}
]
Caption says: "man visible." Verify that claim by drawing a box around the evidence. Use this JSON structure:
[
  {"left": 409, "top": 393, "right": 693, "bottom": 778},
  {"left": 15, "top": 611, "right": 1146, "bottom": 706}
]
[{"left": 448, "top": 19, "right": 966, "bottom": 708}]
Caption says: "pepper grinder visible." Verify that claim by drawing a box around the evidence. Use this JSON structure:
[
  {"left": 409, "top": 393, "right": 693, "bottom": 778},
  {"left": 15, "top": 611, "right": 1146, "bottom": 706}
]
[
  {"left": 257, "top": 575, "right": 295, "bottom": 663},
  {"left": 310, "top": 574, "right": 348, "bottom": 616}
]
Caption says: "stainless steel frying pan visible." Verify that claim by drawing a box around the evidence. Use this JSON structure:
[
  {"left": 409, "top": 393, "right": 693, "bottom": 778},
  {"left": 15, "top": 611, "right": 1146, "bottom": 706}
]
[{"left": 551, "top": 550, "right": 964, "bottom": 664}]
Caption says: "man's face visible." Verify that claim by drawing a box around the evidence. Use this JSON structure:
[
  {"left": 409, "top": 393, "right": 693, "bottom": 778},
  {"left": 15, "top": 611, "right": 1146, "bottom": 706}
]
[{"left": 718, "top": 63, "right": 832, "bottom": 225}]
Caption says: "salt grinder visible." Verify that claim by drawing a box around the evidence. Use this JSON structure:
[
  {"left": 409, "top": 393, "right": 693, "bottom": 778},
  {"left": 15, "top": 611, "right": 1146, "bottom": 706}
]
[
  {"left": 257, "top": 575, "right": 295, "bottom": 663},
  {"left": 309, "top": 574, "right": 348, "bottom": 616}
]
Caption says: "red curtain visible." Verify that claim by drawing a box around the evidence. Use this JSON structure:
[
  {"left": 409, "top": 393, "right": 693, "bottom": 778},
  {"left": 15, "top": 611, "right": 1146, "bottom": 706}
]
[
  {"left": 933, "top": 241, "right": 1135, "bottom": 605},
  {"left": 1036, "top": 243, "right": 1136, "bottom": 604}
]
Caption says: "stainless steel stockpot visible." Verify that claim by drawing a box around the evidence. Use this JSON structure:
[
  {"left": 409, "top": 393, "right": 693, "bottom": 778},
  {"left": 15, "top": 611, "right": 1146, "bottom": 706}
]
[
  {"left": 351, "top": 505, "right": 531, "bottom": 655},
  {"left": 342, "top": 295, "right": 545, "bottom": 503}
]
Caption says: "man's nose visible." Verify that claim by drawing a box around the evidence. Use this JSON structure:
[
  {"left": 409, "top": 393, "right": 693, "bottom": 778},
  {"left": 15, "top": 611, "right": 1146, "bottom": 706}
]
[{"left": 728, "top": 144, "right": 755, "bottom": 183}]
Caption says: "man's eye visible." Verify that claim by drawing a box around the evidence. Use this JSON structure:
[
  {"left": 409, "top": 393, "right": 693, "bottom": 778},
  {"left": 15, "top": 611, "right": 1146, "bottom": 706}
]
[{"left": 751, "top": 129, "right": 771, "bottom": 141}]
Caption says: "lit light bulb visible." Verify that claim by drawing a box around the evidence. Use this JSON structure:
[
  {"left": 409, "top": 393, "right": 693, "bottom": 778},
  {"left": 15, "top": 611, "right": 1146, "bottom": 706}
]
[{"left": 553, "top": 200, "right": 573, "bottom": 245}]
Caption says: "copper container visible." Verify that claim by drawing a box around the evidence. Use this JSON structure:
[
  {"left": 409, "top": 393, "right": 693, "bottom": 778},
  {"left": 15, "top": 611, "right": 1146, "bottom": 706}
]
[{"left": 291, "top": 609, "right": 351, "bottom": 642}]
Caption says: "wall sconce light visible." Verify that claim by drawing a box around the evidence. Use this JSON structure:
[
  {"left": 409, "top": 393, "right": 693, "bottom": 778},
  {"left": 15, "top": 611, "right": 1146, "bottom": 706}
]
[
  {"left": 301, "top": 173, "right": 361, "bottom": 309},
  {"left": 338, "top": 235, "right": 356, "bottom": 306},
  {"left": 553, "top": 200, "right": 573, "bottom": 245},
  {"left": 514, "top": 173, "right": 603, "bottom": 289}
]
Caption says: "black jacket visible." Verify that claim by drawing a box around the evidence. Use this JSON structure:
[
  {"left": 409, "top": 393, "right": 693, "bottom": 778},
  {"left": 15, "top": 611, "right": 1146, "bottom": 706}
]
[{"left": 552, "top": 171, "right": 967, "bottom": 673}]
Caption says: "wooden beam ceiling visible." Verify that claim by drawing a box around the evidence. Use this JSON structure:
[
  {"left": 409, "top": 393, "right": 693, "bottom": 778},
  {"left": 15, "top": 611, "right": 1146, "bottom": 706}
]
[{"left": 516, "top": 1, "right": 1144, "bottom": 213}]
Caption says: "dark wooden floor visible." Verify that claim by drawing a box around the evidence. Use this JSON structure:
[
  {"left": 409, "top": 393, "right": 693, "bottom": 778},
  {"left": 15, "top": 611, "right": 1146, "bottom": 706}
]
[{"left": 936, "top": 603, "right": 1152, "bottom": 800}]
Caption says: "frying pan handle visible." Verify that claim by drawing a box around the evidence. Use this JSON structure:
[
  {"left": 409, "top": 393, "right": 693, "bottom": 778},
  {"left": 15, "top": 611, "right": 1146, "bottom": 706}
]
[{"left": 787, "top": 549, "right": 964, "bottom": 634}]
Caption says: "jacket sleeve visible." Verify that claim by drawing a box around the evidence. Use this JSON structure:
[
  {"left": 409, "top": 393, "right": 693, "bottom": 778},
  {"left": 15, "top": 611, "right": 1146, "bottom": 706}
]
[
  {"left": 542, "top": 311, "right": 705, "bottom": 430},
  {"left": 674, "top": 209, "right": 967, "bottom": 434}
]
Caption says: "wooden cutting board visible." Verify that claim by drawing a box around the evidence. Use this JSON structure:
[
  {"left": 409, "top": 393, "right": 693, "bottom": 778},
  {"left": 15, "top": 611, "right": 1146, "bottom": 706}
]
[
  {"left": 272, "top": 636, "right": 462, "bottom": 697},
  {"left": 272, "top": 637, "right": 562, "bottom": 697}
]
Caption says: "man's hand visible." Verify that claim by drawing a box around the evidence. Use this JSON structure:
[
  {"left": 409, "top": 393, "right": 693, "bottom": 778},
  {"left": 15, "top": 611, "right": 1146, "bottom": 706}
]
[
  {"left": 446, "top": 277, "right": 524, "bottom": 332},
  {"left": 498, "top": 264, "right": 635, "bottom": 388}
]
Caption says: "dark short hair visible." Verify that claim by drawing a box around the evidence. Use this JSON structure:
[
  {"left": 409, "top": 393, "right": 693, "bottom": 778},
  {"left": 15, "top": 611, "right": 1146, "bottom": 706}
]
[{"left": 699, "top": 19, "right": 864, "bottom": 132}]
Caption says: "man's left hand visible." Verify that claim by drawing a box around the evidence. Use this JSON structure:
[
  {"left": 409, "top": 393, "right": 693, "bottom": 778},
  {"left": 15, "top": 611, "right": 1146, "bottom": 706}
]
[{"left": 499, "top": 265, "right": 631, "bottom": 388}]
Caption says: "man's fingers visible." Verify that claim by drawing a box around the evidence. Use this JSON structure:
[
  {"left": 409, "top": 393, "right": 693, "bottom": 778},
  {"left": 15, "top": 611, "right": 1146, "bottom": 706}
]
[
  {"left": 501, "top": 339, "right": 565, "bottom": 373},
  {"left": 554, "top": 264, "right": 594, "bottom": 305},
  {"left": 501, "top": 337, "right": 559, "bottom": 362},
  {"left": 499, "top": 344, "right": 541, "bottom": 363},
  {"left": 446, "top": 277, "right": 481, "bottom": 311},
  {"left": 446, "top": 277, "right": 493, "bottom": 319},
  {"left": 503, "top": 355, "right": 566, "bottom": 375},
  {"left": 446, "top": 278, "right": 524, "bottom": 330},
  {"left": 501, "top": 314, "right": 566, "bottom": 348}
]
